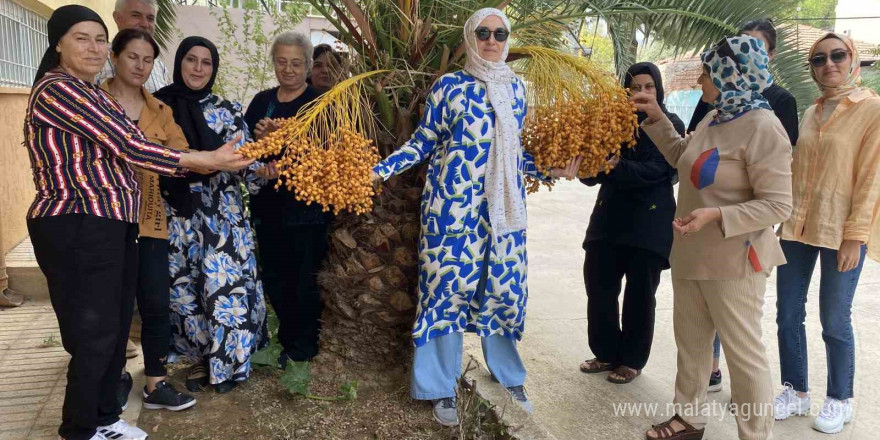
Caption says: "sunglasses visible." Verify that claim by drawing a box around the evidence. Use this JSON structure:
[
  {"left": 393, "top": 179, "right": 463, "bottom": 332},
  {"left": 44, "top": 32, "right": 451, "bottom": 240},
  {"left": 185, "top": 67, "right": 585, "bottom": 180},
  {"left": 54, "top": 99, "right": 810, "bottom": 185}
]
[
  {"left": 475, "top": 27, "right": 509, "bottom": 42},
  {"left": 809, "top": 50, "right": 849, "bottom": 68}
]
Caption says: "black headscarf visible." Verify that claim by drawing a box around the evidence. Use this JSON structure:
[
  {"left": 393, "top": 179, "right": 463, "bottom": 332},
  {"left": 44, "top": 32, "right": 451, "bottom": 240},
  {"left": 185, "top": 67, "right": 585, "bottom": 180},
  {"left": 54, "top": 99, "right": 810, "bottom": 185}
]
[
  {"left": 34, "top": 5, "right": 109, "bottom": 85},
  {"left": 154, "top": 36, "right": 224, "bottom": 152},
  {"left": 622, "top": 61, "right": 684, "bottom": 184},
  {"left": 623, "top": 62, "right": 673, "bottom": 123}
]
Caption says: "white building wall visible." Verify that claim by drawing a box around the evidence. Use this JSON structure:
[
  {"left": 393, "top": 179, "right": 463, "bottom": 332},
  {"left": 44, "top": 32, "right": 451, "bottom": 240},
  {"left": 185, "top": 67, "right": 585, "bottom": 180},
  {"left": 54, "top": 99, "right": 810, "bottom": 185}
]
[{"left": 835, "top": 0, "right": 880, "bottom": 45}]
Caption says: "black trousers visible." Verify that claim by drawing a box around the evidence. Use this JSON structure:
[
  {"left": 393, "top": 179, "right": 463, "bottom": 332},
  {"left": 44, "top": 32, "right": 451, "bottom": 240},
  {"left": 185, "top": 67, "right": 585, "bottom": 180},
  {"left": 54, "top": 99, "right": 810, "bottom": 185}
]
[
  {"left": 136, "top": 237, "right": 170, "bottom": 377},
  {"left": 584, "top": 242, "right": 664, "bottom": 370},
  {"left": 255, "top": 222, "right": 329, "bottom": 361},
  {"left": 28, "top": 215, "right": 137, "bottom": 440}
]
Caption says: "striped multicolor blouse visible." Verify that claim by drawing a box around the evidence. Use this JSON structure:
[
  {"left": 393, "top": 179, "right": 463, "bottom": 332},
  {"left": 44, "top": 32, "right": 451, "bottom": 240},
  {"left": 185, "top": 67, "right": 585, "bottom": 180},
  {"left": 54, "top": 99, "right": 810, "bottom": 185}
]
[{"left": 25, "top": 71, "right": 184, "bottom": 223}]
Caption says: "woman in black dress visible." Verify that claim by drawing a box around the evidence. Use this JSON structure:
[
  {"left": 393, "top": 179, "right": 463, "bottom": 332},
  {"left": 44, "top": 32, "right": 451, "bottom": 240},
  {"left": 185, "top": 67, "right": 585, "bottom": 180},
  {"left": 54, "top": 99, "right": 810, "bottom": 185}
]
[
  {"left": 244, "top": 32, "right": 329, "bottom": 366},
  {"left": 579, "top": 62, "right": 685, "bottom": 384}
]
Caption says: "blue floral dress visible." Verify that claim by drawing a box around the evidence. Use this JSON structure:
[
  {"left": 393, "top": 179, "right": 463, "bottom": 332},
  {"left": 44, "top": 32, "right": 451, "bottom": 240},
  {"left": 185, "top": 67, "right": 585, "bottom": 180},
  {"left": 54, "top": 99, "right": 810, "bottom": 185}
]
[
  {"left": 167, "top": 94, "right": 268, "bottom": 384},
  {"left": 373, "top": 71, "right": 547, "bottom": 347}
]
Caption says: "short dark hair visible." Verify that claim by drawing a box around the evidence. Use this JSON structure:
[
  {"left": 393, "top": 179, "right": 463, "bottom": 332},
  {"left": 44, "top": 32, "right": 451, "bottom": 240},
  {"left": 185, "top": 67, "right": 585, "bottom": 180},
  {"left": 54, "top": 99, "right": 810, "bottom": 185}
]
[
  {"left": 111, "top": 28, "right": 160, "bottom": 58},
  {"left": 313, "top": 44, "right": 342, "bottom": 64},
  {"left": 739, "top": 19, "right": 777, "bottom": 53}
]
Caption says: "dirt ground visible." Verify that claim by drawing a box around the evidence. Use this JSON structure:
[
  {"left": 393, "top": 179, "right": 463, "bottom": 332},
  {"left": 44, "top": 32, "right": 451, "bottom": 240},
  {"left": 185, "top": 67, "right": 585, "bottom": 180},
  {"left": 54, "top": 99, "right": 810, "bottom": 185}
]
[{"left": 138, "top": 357, "right": 508, "bottom": 440}]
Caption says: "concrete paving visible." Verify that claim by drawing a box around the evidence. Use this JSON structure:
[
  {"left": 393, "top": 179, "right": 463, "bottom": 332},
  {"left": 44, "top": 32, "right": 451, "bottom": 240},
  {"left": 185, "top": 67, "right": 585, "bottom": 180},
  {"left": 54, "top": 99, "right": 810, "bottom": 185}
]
[
  {"left": 464, "top": 180, "right": 879, "bottom": 440},
  {"left": 0, "top": 300, "right": 146, "bottom": 440}
]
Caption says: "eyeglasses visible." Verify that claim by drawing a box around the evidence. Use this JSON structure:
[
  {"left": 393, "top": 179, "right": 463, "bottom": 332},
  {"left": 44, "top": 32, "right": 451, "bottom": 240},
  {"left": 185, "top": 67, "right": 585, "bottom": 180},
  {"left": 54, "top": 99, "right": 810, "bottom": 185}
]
[
  {"left": 628, "top": 83, "right": 655, "bottom": 93},
  {"left": 475, "top": 27, "right": 509, "bottom": 42},
  {"left": 809, "top": 50, "right": 849, "bottom": 67},
  {"left": 274, "top": 59, "right": 306, "bottom": 70}
]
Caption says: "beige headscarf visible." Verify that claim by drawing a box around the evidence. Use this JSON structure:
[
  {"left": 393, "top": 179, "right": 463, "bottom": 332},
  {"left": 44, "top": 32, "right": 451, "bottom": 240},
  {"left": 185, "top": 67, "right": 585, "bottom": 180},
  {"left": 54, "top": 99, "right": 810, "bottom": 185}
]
[
  {"left": 463, "top": 8, "right": 526, "bottom": 237},
  {"left": 809, "top": 33, "right": 863, "bottom": 101}
]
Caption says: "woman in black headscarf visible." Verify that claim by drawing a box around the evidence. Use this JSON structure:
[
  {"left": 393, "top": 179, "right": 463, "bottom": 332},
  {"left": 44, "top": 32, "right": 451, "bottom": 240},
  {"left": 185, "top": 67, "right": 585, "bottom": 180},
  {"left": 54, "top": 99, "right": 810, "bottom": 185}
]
[
  {"left": 26, "top": 8, "right": 252, "bottom": 440},
  {"left": 578, "top": 62, "right": 685, "bottom": 384},
  {"left": 155, "top": 37, "right": 268, "bottom": 394}
]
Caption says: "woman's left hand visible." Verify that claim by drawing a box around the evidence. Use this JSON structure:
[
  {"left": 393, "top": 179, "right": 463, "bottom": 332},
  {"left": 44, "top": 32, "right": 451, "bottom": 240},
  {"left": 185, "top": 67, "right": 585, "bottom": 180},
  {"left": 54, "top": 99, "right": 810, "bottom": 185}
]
[
  {"left": 838, "top": 239, "right": 863, "bottom": 272},
  {"left": 550, "top": 155, "right": 583, "bottom": 180},
  {"left": 673, "top": 207, "right": 722, "bottom": 236}
]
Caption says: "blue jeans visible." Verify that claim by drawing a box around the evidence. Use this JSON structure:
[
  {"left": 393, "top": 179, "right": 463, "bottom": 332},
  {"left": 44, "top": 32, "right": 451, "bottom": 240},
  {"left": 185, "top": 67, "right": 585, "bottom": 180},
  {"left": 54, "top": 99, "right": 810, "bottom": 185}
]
[
  {"left": 411, "top": 332, "right": 527, "bottom": 400},
  {"left": 713, "top": 333, "right": 721, "bottom": 359},
  {"left": 776, "top": 239, "right": 866, "bottom": 400}
]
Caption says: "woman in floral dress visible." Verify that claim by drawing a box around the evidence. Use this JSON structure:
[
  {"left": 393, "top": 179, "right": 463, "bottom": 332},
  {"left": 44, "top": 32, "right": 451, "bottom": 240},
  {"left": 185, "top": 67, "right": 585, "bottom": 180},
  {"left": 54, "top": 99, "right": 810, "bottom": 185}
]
[{"left": 155, "top": 37, "right": 267, "bottom": 393}]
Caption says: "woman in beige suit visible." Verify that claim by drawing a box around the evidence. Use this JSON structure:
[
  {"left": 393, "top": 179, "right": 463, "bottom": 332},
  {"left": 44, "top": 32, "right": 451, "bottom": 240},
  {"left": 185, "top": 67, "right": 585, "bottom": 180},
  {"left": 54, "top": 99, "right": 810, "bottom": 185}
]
[{"left": 633, "top": 35, "right": 792, "bottom": 440}]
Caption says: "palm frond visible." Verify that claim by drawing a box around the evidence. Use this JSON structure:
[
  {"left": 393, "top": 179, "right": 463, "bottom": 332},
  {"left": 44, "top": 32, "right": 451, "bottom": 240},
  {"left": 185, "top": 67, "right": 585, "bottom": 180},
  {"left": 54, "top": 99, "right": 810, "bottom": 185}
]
[
  {"left": 606, "top": 16, "right": 637, "bottom": 77},
  {"left": 155, "top": 0, "right": 179, "bottom": 50},
  {"left": 772, "top": 22, "right": 819, "bottom": 113},
  {"left": 510, "top": 45, "right": 621, "bottom": 104},
  {"left": 585, "top": 0, "right": 813, "bottom": 114}
]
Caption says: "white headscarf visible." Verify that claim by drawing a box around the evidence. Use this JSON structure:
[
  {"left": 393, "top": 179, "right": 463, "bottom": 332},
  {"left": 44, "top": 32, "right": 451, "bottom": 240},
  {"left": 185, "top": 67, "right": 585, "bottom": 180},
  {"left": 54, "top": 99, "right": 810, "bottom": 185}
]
[{"left": 463, "top": 8, "right": 526, "bottom": 237}]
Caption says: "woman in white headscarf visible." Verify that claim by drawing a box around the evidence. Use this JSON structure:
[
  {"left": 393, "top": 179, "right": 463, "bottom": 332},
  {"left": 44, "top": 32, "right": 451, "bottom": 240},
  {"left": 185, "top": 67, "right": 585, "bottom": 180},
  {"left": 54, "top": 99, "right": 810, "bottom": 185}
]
[{"left": 372, "top": 7, "right": 579, "bottom": 426}]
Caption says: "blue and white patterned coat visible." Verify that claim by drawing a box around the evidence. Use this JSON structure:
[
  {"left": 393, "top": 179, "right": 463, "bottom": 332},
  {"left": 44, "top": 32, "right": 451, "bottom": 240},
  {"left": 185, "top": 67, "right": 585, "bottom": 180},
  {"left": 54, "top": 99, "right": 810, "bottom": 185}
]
[{"left": 374, "top": 71, "right": 546, "bottom": 347}]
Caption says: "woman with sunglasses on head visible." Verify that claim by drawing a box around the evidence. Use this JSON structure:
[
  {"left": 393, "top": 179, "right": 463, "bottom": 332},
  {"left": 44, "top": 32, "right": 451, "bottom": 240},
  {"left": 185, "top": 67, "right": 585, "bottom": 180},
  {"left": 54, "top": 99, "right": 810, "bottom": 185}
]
[
  {"left": 371, "top": 8, "right": 579, "bottom": 427},
  {"left": 773, "top": 33, "right": 880, "bottom": 434},
  {"left": 633, "top": 35, "right": 792, "bottom": 440}
]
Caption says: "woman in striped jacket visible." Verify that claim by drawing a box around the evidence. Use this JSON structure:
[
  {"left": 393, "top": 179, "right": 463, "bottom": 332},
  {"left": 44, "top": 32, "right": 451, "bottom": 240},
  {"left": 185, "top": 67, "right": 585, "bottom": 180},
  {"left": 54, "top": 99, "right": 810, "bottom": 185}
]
[{"left": 25, "top": 6, "right": 251, "bottom": 440}]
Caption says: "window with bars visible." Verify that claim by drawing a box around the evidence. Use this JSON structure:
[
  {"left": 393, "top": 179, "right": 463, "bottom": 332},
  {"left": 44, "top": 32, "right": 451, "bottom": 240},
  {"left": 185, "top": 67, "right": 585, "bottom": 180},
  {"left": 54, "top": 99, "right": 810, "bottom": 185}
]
[{"left": 0, "top": 0, "right": 48, "bottom": 88}]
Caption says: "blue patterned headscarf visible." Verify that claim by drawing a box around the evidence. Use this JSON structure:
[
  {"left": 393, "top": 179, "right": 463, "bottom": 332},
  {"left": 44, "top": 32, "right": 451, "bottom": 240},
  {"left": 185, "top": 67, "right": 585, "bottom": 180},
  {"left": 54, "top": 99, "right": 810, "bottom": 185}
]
[{"left": 700, "top": 35, "right": 773, "bottom": 123}]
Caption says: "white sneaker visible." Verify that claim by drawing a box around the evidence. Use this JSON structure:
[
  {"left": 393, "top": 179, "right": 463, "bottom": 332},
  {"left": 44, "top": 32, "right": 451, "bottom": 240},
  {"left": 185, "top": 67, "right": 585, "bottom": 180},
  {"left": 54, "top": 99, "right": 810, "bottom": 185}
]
[
  {"left": 774, "top": 383, "right": 810, "bottom": 420},
  {"left": 813, "top": 398, "right": 853, "bottom": 434},
  {"left": 58, "top": 434, "right": 108, "bottom": 440},
  {"left": 97, "top": 420, "right": 148, "bottom": 440}
]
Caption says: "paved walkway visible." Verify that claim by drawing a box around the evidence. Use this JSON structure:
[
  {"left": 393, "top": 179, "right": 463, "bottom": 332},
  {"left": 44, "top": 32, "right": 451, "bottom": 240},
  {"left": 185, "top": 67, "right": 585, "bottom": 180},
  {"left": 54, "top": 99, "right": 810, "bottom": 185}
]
[
  {"left": 465, "top": 180, "right": 878, "bottom": 440},
  {"left": 0, "top": 300, "right": 145, "bottom": 440},
  {"left": 4, "top": 181, "right": 878, "bottom": 440}
]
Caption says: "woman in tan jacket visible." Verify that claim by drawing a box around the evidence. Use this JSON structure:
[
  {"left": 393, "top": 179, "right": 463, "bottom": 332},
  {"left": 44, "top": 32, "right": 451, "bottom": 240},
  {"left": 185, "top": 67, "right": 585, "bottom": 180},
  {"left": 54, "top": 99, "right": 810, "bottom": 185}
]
[
  {"left": 773, "top": 33, "right": 880, "bottom": 435},
  {"left": 102, "top": 28, "right": 196, "bottom": 412},
  {"left": 633, "top": 35, "right": 792, "bottom": 440}
]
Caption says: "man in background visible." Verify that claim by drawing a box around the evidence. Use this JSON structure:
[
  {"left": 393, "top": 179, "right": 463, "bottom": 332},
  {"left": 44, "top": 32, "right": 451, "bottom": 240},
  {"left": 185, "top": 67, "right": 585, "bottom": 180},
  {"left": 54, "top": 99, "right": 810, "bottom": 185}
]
[{"left": 95, "top": 0, "right": 170, "bottom": 92}]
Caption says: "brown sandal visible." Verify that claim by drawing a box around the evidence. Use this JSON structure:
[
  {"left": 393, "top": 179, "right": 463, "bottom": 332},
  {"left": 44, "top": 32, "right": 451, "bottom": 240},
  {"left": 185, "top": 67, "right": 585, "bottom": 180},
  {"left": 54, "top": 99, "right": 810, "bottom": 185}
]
[
  {"left": 579, "top": 358, "right": 614, "bottom": 373},
  {"left": 185, "top": 364, "right": 209, "bottom": 392},
  {"left": 645, "top": 414, "right": 704, "bottom": 440},
  {"left": 608, "top": 365, "right": 641, "bottom": 384}
]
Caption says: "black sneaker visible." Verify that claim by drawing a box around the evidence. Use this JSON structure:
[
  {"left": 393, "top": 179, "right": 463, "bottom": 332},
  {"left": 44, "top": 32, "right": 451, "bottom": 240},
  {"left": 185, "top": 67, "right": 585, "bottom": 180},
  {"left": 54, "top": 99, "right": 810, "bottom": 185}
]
[
  {"left": 708, "top": 370, "right": 723, "bottom": 392},
  {"left": 214, "top": 379, "right": 239, "bottom": 394},
  {"left": 142, "top": 381, "right": 197, "bottom": 411},
  {"left": 118, "top": 372, "right": 133, "bottom": 411}
]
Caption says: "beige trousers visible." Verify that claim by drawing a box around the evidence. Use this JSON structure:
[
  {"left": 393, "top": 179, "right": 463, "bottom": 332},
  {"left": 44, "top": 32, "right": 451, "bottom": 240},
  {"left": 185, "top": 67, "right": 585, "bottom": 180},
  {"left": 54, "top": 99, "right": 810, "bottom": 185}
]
[{"left": 672, "top": 274, "right": 774, "bottom": 440}]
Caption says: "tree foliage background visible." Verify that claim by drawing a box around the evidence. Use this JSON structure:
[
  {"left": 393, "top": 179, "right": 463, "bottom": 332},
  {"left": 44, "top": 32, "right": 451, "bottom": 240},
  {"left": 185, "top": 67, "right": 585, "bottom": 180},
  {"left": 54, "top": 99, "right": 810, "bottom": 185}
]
[
  {"left": 786, "top": 0, "right": 838, "bottom": 30},
  {"left": 209, "top": 5, "right": 307, "bottom": 104}
]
